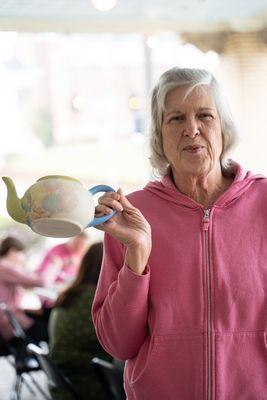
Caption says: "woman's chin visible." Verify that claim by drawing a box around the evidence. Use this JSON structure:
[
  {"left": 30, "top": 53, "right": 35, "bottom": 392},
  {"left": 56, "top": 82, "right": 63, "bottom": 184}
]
[{"left": 180, "top": 160, "right": 209, "bottom": 176}]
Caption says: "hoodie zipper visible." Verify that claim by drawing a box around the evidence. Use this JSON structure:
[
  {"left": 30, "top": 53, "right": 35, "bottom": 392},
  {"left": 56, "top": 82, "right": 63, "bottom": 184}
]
[{"left": 203, "top": 209, "right": 212, "bottom": 400}]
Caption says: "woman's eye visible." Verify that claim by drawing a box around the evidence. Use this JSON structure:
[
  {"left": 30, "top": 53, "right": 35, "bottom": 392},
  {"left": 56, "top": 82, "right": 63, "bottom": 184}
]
[
  {"left": 169, "top": 115, "right": 183, "bottom": 122},
  {"left": 199, "top": 113, "right": 213, "bottom": 120}
]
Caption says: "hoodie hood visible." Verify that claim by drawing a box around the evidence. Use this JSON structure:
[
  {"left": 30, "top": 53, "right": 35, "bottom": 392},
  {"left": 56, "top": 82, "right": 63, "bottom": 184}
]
[{"left": 144, "top": 161, "right": 265, "bottom": 210}]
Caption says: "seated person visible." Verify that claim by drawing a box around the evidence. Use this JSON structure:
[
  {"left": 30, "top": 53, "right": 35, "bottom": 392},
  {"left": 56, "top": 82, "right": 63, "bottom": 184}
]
[
  {"left": 0, "top": 236, "right": 47, "bottom": 344},
  {"left": 36, "top": 233, "right": 89, "bottom": 320},
  {"left": 48, "top": 242, "right": 111, "bottom": 400},
  {"left": 36, "top": 233, "right": 89, "bottom": 288}
]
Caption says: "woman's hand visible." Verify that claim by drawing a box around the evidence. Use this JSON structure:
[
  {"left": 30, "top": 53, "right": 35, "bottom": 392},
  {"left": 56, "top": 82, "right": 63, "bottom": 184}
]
[{"left": 96, "top": 188, "right": 151, "bottom": 275}]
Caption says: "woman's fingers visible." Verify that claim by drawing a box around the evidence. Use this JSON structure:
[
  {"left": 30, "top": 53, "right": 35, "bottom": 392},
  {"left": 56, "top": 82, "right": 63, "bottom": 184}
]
[
  {"left": 117, "top": 188, "right": 134, "bottom": 210},
  {"left": 98, "top": 190, "right": 123, "bottom": 212},
  {"left": 95, "top": 204, "right": 114, "bottom": 216},
  {"left": 96, "top": 188, "right": 139, "bottom": 230}
]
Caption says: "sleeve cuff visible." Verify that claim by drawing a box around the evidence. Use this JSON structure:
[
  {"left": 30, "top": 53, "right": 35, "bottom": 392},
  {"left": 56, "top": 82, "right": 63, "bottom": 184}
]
[{"left": 115, "top": 263, "right": 150, "bottom": 306}]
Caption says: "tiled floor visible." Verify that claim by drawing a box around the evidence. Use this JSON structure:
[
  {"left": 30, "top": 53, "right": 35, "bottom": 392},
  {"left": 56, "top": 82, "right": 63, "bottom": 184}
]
[{"left": 0, "top": 357, "right": 50, "bottom": 400}]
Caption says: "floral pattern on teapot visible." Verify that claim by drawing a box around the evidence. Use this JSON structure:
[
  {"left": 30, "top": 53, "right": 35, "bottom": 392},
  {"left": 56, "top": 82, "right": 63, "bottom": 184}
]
[{"left": 21, "top": 180, "right": 79, "bottom": 222}]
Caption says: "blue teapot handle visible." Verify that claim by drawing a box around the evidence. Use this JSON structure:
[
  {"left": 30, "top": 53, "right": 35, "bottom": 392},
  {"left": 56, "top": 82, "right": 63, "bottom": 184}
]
[{"left": 87, "top": 185, "right": 116, "bottom": 227}]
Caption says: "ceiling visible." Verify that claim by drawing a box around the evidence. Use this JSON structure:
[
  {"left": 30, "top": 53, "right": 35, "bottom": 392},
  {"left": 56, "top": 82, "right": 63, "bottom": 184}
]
[{"left": 0, "top": 0, "right": 266, "bottom": 33}]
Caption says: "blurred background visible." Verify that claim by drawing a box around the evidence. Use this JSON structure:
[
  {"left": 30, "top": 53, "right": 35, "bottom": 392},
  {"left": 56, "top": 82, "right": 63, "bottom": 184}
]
[
  {"left": 0, "top": 0, "right": 267, "bottom": 257},
  {"left": 0, "top": 1, "right": 267, "bottom": 398}
]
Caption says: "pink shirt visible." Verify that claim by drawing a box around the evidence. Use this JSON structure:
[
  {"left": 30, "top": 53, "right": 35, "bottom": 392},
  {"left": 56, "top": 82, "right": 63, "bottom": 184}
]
[
  {"left": 92, "top": 163, "right": 267, "bottom": 400},
  {"left": 0, "top": 261, "right": 43, "bottom": 340},
  {"left": 36, "top": 243, "right": 81, "bottom": 288}
]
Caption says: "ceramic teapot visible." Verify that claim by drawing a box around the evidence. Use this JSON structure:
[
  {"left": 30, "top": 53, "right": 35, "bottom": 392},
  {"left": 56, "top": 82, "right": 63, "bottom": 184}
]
[{"left": 2, "top": 175, "right": 116, "bottom": 238}]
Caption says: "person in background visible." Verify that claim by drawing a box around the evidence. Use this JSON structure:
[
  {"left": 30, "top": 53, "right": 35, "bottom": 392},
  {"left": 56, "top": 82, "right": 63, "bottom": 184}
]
[
  {"left": 36, "top": 232, "right": 89, "bottom": 321},
  {"left": 0, "top": 236, "right": 47, "bottom": 343},
  {"left": 36, "top": 232, "right": 89, "bottom": 288},
  {"left": 48, "top": 242, "right": 110, "bottom": 400},
  {"left": 92, "top": 67, "right": 267, "bottom": 399}
]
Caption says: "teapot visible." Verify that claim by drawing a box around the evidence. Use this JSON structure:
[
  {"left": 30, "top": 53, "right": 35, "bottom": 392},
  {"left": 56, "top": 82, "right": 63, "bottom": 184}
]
[{"left": 2, "top": 175, "right": 116, "bottom": 238}]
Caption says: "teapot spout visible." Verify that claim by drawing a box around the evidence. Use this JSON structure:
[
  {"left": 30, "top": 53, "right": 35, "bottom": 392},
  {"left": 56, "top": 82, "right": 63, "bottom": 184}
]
[{"left": 2, "top": 177, "right": 26, "bottom": 224}]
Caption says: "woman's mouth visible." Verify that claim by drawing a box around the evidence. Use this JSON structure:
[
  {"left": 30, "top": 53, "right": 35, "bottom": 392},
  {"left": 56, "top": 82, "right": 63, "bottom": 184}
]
[{"left": 183, "top": 145, "right": 204, "bottom": 153}]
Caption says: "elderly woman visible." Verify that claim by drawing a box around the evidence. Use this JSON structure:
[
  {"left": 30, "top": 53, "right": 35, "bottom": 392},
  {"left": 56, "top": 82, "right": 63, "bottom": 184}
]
[{"left": 92, "top": 67, "right": 267, "bottom": 400}]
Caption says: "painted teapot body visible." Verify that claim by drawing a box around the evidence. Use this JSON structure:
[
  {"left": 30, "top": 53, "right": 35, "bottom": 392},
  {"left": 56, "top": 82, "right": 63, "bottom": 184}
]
[{"left": 2, "top": 175, "right": 115, "bottom": 238}]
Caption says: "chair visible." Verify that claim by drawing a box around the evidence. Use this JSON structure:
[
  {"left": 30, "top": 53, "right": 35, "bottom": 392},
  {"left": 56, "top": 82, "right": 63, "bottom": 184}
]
[
  {"left": 27, "top": 343, "right": 80, "bottom": 400},
  {"left": 0, "top": 302, "right": 50, "bottom": 400},
  {"left": 0, "top": 332, "right": 12, "bottom": 356},
  {"left": 91, "top": 357, "right": 126, "bottom": 400}
]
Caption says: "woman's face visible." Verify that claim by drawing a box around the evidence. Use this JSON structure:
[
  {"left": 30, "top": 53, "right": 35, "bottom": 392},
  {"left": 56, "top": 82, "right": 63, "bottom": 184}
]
[{"left": 161, "top": 85, "right": 223, "bottom": 178}]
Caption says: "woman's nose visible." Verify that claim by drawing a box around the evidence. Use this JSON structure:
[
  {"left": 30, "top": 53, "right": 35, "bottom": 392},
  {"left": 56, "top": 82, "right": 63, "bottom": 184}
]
[{"left": 183, "top": 119, "right": 200, "bottom": 138}]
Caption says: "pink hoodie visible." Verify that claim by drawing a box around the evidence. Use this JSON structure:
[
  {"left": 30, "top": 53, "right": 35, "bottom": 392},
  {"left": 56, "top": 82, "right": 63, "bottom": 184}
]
[{"left": 92, "top": 162, "right": 267, "bottom": 400}]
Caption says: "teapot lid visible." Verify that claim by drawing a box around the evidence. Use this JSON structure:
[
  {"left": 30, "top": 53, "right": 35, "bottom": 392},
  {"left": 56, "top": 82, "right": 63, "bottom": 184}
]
[{"left": 37, "top": 175, "right": 81, "bottom": 184}]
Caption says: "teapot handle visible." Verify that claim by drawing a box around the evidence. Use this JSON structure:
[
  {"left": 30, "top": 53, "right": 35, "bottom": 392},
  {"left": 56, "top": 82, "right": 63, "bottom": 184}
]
[{"left": 87, "top": 185, "right": 116, "bottom": 227}]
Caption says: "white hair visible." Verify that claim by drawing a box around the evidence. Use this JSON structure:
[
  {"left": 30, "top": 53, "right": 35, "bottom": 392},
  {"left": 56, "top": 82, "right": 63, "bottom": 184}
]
[{"left": 149, "top": 67, "right": 239, "bottom": 177}]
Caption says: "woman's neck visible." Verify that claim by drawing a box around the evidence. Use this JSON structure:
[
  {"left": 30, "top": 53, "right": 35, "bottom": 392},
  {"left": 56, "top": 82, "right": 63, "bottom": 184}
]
[{"left": 172, "top": 166, "right": 233, "bottom": 208}]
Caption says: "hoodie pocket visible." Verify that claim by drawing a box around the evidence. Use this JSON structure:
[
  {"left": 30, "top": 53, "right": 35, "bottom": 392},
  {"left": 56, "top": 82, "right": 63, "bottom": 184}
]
[
  {"left": 127, "top": 334, "right": 204, "bottom": 400},
  {"left": 216, "top": 331, "right": 267, "bottom": 400}
]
